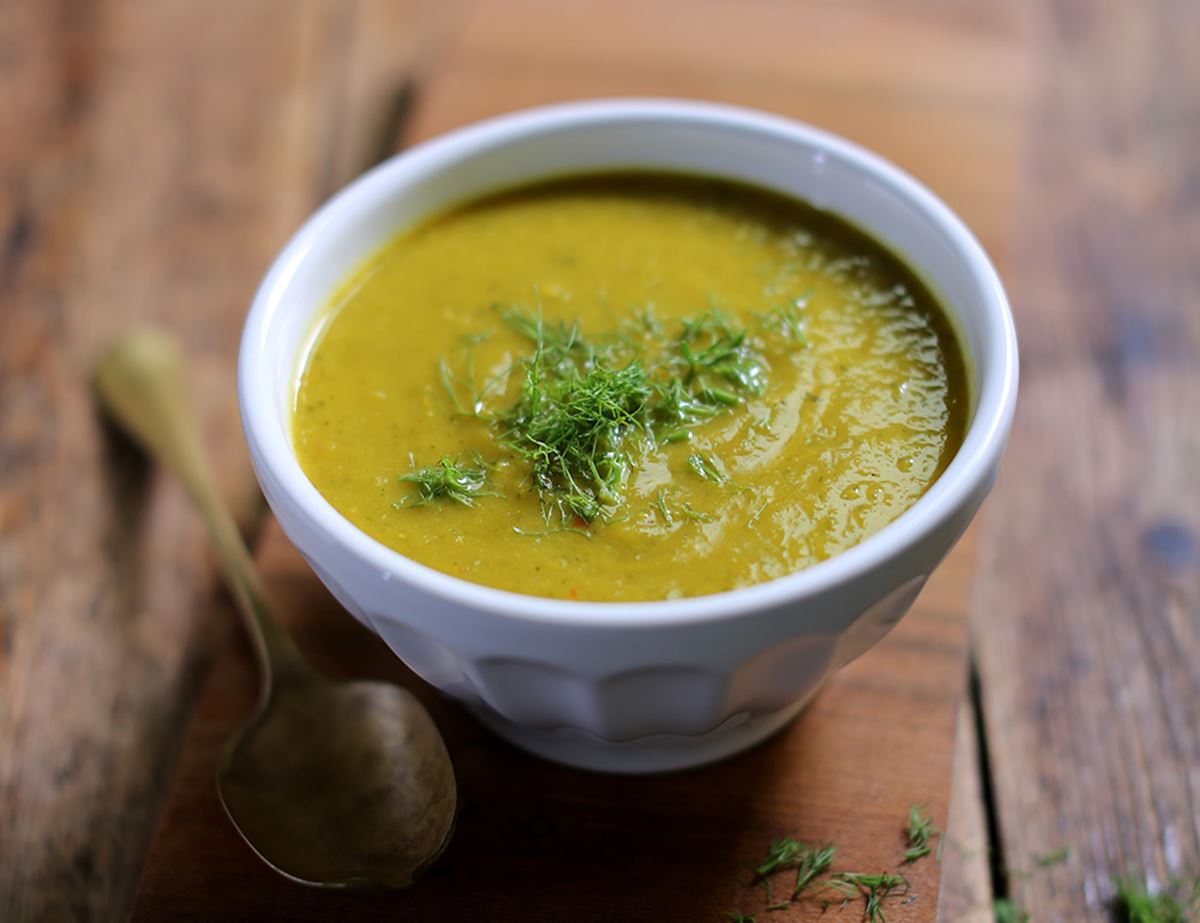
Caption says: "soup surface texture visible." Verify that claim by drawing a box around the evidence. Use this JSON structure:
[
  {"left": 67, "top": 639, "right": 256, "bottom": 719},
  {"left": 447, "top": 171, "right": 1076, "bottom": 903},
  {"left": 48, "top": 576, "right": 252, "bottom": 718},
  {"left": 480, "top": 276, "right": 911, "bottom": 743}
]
[{"left": 294, "top": 174, "right": 967, "bottom": 602}]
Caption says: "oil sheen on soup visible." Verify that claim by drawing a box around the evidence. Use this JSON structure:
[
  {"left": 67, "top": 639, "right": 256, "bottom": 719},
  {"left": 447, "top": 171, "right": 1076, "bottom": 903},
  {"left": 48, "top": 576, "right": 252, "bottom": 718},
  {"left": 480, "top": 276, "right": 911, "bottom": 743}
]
[{"left": 293, "top": 174, "right": 968, "bottom": 602}]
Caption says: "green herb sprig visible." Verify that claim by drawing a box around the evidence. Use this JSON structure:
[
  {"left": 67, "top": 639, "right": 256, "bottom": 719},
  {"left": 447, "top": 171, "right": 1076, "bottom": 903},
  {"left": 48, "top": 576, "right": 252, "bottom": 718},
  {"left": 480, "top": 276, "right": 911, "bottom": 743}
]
[
  {"left": 676, "top": 308, "right": 768, "bottom": 395},
  {"left": 482, "top": 300, "right": 801, "bottom": 528},
  {"left": 1112, "top": 873, "right": 1200, "bottom": 923},
  {"left": 682, "top": 503, "right": 716, "bottom": 523},
  {"left": 758, "top": 294, "right": 810, "bottom": 346},
  {"left": 901, "top": 803, "right": 942, "bottom": 864},
  {"left": 686, "top": 451, "right": 726, "bottom": 484},
  {"left": 750, "top": 838, "right": 836, "bottom": 909},
  {"left": 652, "top": 489, "right": 674, "bottom": 526},
  {"left": 396, "top": 455, "right": 500, "bottom": 508},
  {"left": 499, "top": 347, "right": 652, "bottom": 524},
  {"left": 438, "top": 331, "right": 503, "bottom": 419},
  {"left": 825, "top": 871, "right": 909, "bottom": 923}
]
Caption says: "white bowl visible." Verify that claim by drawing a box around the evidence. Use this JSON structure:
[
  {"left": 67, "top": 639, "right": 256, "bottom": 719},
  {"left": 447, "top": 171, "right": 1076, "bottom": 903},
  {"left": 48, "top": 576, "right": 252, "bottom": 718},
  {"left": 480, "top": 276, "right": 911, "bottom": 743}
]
[{"left": 238, "top": 99, "right": 1017, "bottom": 773}]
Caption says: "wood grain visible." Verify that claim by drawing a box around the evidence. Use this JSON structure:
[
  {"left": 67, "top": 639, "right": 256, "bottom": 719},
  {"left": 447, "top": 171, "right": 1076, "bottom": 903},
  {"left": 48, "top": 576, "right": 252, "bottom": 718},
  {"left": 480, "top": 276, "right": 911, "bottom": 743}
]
[
  {"left": 0, "top": 2, "right": 432, "bottom": 920},
  {"left": 972, "top": 1, "right": 1200, "bottom": 918},
  {"left": 131, "top": 521, "right": 976, "bottom": 923}
]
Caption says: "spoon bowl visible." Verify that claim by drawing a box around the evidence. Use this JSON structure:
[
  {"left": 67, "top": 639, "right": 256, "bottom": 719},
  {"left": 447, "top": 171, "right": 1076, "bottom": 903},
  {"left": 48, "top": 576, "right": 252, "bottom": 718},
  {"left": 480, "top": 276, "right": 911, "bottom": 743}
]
[{"left": 220, "top": 674, "right": 455, "bottom": 888}]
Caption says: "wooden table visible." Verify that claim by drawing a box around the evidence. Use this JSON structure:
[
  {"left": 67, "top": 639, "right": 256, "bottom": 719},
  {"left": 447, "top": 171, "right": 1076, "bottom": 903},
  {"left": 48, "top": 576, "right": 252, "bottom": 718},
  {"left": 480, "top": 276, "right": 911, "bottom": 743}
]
[{"left": 2, "top": 2, "right": 1197, "bottom": 921}]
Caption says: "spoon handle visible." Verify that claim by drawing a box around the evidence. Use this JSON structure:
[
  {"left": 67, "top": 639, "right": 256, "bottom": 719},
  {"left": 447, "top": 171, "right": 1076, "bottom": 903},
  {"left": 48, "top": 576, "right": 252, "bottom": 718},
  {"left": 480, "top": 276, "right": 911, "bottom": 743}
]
[{"left": 93, "top": 329, "right": 306, "bottom": 683}]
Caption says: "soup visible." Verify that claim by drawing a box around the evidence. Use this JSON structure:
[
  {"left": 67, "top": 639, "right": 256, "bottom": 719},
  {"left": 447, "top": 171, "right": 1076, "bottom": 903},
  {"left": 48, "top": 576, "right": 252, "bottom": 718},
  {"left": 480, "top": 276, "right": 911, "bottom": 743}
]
[{"left": 293, "top": 174, "right": 968, "bottom": 602}]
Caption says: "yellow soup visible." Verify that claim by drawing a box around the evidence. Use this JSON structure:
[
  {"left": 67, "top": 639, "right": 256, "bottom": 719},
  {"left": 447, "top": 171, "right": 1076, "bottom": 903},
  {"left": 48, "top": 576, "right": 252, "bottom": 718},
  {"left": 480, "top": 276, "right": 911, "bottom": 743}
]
[{"left": 294, "top": 174, "right": 968, "bottom": 602}]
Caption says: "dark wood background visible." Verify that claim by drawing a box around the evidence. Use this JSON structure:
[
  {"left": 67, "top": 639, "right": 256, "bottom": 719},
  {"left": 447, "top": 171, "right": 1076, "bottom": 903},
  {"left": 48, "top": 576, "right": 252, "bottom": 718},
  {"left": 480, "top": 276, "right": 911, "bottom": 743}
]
[{"left": 1, "top": 1, "right": 1197, "bottom": 921}]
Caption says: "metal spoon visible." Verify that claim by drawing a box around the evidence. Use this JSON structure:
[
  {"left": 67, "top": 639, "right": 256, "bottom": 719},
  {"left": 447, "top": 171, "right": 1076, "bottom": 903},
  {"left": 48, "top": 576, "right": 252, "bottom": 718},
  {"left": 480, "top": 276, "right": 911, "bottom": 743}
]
[{"left": 93, "top": 330, "right": 456, "bottom": 889}]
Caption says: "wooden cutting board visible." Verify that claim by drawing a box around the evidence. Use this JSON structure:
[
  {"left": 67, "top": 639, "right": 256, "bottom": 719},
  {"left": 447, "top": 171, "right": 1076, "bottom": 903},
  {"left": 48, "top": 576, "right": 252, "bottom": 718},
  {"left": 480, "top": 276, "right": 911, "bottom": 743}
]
[
  {"left": 131, "top": 521, "right": 976, "bottom": 923},
  {"left": 130, "top": 2, "right": 1033, "bottom": 919}
]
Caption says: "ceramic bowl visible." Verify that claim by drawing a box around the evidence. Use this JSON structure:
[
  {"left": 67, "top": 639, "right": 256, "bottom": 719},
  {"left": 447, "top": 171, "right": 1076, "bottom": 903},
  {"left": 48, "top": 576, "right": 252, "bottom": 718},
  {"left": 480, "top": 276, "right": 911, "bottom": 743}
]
[{"left": 238, "top": 99, "right": 1017, "bottom": 773}]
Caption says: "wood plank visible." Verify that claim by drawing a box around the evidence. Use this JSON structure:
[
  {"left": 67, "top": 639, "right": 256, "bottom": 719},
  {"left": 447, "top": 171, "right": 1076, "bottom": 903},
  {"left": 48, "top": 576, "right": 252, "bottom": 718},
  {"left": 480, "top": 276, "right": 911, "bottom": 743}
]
[
  {"left": 410, "top": 0, "right": 1033, "bottom": 263},
  {"left": 972, "top": 0, "right": 1200, "bottom": 918},
  {"left": 937, "top": 702, "right": 993, "bottom": 922},
  {"left": 0, "top": 2, "right": 422, "bottom": 919},
  {"left": 131, "top": 521, "right": 975, "bottom": 922}
]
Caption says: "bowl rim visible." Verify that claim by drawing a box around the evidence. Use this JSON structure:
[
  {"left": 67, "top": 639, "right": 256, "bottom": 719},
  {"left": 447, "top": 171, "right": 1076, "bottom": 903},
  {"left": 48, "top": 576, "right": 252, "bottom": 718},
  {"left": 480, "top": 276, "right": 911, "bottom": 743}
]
[{"left": 238, "top": 97, "right": 1018, "bottom": 629}]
